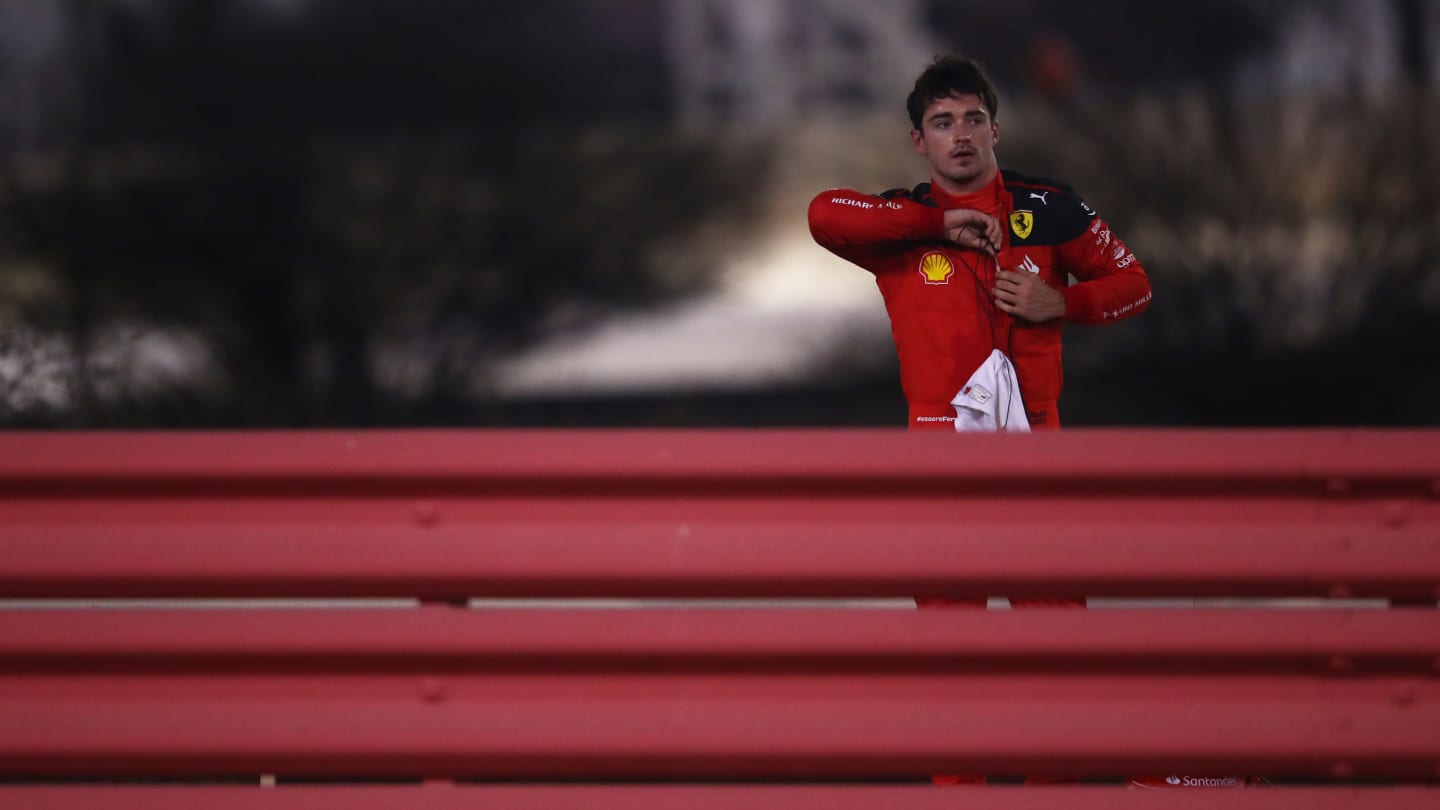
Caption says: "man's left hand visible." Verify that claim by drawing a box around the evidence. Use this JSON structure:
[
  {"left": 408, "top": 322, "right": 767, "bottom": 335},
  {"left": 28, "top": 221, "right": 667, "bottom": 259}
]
[{"left": 993, "top": 270, "right": 1065, "bottom": 322}]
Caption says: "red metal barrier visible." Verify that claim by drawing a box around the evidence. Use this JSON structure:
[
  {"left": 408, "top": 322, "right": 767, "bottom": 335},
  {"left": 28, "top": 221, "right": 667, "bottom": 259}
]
[
  {"left": 3, "top": 429, "right": 1438, "bottom": 600},
  {"left": 0, "top": 430, "right": 1437, "bottom": 795},
  {"left": 4, "top": 786, "right": 1437, "bottom": 810},
  {"left": 2, "top": 608, "right": 1438, "bottom": 781}
]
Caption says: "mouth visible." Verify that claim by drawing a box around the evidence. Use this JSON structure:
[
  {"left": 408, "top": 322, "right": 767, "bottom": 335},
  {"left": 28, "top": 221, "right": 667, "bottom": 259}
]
[{"left": 950, "top": 148, "right": 976, "bottom": 160}]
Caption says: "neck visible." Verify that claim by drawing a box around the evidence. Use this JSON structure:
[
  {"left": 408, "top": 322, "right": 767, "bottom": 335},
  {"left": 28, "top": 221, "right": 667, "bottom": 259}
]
[{"left": 933, "top": 165, "right": 998, "bottom": 197}]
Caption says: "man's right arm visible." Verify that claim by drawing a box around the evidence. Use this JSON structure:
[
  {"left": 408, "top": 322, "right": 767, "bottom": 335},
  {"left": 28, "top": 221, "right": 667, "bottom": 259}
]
[{"left": 807, "top": 190, "right": 946, "bottom": 266}]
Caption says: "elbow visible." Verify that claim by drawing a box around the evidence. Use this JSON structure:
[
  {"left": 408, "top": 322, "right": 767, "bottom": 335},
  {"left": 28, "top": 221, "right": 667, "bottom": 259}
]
[
  {"left": 807, "top": 191, "right": 841, "bottom": 247},
  {"left": 1134, "top": 273, "right": 1154, "bottom": 313}
]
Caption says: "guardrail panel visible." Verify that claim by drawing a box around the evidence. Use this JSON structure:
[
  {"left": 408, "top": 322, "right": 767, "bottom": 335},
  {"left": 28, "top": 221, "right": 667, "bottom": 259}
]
[{"left": 2, "top": 786, "right": 1437, "bottom": 810}]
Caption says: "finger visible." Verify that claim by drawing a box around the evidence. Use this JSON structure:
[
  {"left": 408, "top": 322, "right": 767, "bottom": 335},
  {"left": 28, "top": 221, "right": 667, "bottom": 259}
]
[
  {"left": 994, "top": 297, "right": 1016, "bottom": 314},
  {"left": 993, "top": 288, "right": 1018, "bottom": 306},
  {"left": 994, "top": 277, "right": 1022, "bottom": 292},
  {"left": 948, "top": 210, "right": 981, "bottom": 228},
  {"left": 955, "top": 210, "right": 996, "bottom": 234},
  {"left": 959, "top": 232, "right": 996, "bottom": 255},
  {"left": 954, "top": 233, "right": 983, "bottom": 250}
]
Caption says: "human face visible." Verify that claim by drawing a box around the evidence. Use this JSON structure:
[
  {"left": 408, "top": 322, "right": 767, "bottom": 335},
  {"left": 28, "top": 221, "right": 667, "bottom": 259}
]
[{"left": 909, "top": 93, "right": 999, "bottom": 195}]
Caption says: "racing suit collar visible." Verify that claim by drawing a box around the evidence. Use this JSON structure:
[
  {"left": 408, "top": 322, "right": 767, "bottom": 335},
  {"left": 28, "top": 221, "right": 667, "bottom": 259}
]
[{"left": 927, "top": 171, "right": 1007, "bottom": 217}]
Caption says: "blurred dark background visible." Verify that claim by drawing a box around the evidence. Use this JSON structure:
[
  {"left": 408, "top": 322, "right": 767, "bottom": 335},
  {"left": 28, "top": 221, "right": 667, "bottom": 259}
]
[{"left": 1, "top": 0, "right": 1436, "bottom": 427}]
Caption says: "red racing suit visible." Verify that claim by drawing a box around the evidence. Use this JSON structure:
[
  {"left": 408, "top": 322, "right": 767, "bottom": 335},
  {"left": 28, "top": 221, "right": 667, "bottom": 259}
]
[{"left": 808, "top": 170, "right": 1151, "bottom": 429}]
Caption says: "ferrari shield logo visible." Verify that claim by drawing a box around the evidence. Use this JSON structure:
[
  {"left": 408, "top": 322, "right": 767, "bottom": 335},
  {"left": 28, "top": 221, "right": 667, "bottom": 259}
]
[{"left": 1009, "top": 210, "right": 1034, "bottom": 240}]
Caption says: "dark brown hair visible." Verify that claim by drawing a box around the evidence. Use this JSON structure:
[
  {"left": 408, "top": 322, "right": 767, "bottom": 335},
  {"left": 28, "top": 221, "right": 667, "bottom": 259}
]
[{"left": 906, "top": 56, "right": 999, "bottom": 130}]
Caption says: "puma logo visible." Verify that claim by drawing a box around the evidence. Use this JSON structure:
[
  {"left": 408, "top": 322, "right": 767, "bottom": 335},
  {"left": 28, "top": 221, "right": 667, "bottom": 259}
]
[{"left": 1029, "top": 191, "right": 1049, "bottom": 205}]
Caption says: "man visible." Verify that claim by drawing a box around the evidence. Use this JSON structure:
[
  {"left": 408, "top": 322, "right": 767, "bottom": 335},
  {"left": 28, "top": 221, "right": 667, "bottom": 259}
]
[
  {"left": 808, "top": 56, "right": 1151, "bottom": 430},
  {"left": 808, "top": 57, "right": 1252, "bottom": 791}
]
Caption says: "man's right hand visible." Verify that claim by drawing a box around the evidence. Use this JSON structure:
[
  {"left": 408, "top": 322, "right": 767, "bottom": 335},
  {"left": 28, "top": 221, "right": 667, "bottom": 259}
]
[{"left": 943, "top": 209, "right": 1002, "bottom": 255}]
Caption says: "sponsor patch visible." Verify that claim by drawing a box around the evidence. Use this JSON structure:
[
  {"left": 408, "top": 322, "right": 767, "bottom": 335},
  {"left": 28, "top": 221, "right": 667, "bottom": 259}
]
[
  {"left": 1103, "top": 291, "right": 1152, "bottom": 319},
  {"left": 1009, "top": 210, "right": 1034, "bottom": 240},
  {"left": 961, "top": 383, "right": 994, "bottom": 404},
  {"left": 919, "top": 251, "right": 955, "bottom": 285}
]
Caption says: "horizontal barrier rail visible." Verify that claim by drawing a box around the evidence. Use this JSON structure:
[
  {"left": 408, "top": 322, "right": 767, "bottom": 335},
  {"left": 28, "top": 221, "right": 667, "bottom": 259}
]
[
  {"left": 2, "top": 429, "right": 1438, "bottom": 483},
  {"left": 2, "top": 609, "right": 1437, "bottom": 781},
  {"left": 1, "top": 430, "right": 1437, "bottom": 794},
  {"left": 3, "top": 523, "right": 1436, "bottom": 599},
  {"left": 3, "top": 697, "right": 1436, "bottom": 780},
  {"left": 3, "top": 786, "right": 1437, "bottom": 810},
  {"left": 3, "top": 608, "right": 1439, "bottom": 668},
  {"left": 3, "top": 430, "right": 1438, "bottom": 600}
]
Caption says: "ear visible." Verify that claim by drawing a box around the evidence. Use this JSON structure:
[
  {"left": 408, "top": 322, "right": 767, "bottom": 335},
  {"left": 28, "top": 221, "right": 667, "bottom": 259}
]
[
  {"left": 909, "top": 129, "right": 926, "bottom": 155},
  {"left": 991, "top": 120, "right": 1001, "bottom": 147}
]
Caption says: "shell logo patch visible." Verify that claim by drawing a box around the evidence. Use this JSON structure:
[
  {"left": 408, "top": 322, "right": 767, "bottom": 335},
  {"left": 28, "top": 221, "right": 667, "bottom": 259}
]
[
  {"left": 919, "top": 251, "right": 954, "bottom": 285},
  {"left": 1010, "top": 210, "right": 1034, "bottom": 240}
]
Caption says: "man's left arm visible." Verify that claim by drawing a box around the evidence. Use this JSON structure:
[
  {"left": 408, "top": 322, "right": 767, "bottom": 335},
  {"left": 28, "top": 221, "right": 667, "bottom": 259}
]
[
  {"left": 1054, "top": 209, "right": 1152, "bottom": 325},
  {"left": 993, "top": 195, "right": 1151, "bottom": 324}
]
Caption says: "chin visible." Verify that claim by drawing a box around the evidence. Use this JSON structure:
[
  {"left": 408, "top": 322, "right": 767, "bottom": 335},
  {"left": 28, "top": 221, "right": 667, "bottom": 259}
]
[{"left": 945, "top": 170, "right": 981, "bottom": 187}]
